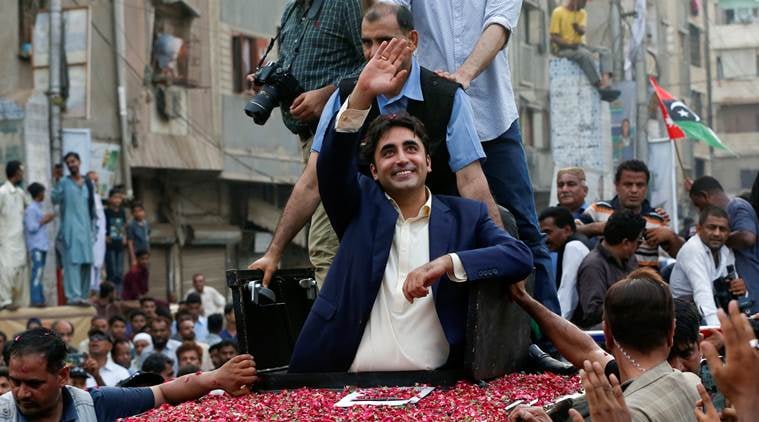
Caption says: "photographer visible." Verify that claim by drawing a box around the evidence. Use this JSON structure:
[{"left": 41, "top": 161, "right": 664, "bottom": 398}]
[
  {"left": 245, "top": 0, "right": 364, "bottom": 286},
  {"left": 671, "top": 206, "right": 748, "bottom": 325}
]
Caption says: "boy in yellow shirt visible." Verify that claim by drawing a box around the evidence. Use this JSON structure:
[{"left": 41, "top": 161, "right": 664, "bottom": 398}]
[{"left": 550, "top": 0, "right": 619, "bottom": 102}]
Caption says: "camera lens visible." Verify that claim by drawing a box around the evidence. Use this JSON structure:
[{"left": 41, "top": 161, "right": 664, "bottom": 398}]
[{"left": 244, "top": 85, "right": 280, "bottom": 125}]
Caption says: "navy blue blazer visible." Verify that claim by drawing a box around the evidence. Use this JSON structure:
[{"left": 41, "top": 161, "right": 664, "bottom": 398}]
[{"left": 288, "top": 125, "right": 534, "bottom": 373}]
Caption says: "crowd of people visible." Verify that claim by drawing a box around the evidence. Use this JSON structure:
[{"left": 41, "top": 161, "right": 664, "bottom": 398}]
[
  {"left": 0, "top": 154, "right": 155, "bottom": 310},
  {"left": 1, "top": 0, "right": 759, "bottom": 420},
  {"left": 0, "top": 275, "right": 239, "bottom": 395}
]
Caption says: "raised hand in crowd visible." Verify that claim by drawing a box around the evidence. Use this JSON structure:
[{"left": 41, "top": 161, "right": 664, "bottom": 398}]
[
  {"left": 568, "top": 360, "right": 631, "bottom": 422},
  {"left": 694, "top": 384, "right": 724, "bottom": 422},
  {"left": 350, "top": 38, "right": 412, "bottom": 110},
  {"left": 701, "top": 300, "right": 759, "bottom": 420}
]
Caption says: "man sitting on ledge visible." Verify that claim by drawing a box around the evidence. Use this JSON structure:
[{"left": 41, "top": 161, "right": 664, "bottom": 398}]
[{"left": 289, "top": 40, "right": 533, "bottom": 373}]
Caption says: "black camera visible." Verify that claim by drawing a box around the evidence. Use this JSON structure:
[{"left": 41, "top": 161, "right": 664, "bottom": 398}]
[
  {"left": 713, "top": 264, "right": 754, "bottom": 315},
  {"left": 244, "top": 62, "right": 303, "bottom": 125}
]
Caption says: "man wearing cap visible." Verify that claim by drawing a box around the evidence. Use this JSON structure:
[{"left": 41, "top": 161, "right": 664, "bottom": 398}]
[{"left": 83, "top": 329, "right": 130, "bottom": 387}]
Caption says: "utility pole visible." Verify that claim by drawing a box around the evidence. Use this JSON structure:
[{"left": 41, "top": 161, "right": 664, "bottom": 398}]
[
  {"left": 635, "top": 38, "right": 648, "bottom": 163},
  {"left": 48, "top": 0, "right": 63, "bottom": 165},
  {"left": 703, "top": 0, "right": 715, "bottom": 172},
  {"left": 610, "top": 0, "right": 624, "bottom": 79},
  {"left": 113, "top": 0, "right": 133, "bottom": 198}
]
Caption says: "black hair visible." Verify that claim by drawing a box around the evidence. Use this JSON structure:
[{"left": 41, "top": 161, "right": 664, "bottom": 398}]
[
  {"left": 109, "top": 315, "right": 127, "bottom": 327},
  {"left": 364, "top": 2, "right": 414, "bottom": 33},
  {"left": 698, "top": 205, "right": 729, "bottom": 226},
  {"left": 155, "top": 306, "right": 173, "bottom": 321},
  {"left": 129, "top": 309, "right": 147, "bottom": 321},
  {"left": 538, "top": 206, "right": 576, "bottom": 232},
  {"left": 26, "top": 318, "right": 42, "bottom": 330},
  {"left": 215, "top": 340, "right": 239, "bottom": 352},
  {"left": 690, "top": 176, "right": 724, "bottom": 196},
  {"left": 361, "top": 112, "right": 430, "bottom": 166},
  {"left": 108, "top": 187, "right": 123, "bottom": 198},
  {"left": 9, "top": 328, "right": 68, "bottom": 373},
  {"left": 63, "top": 151, "right": 80, "bottom": 162},
  {"left": 604, "top": 268, "right": 674, "bottom": 353},
  {"left": 672, "top": 298, "right": 700, "bottom": 348},
  {"left": 141, "top": 353, "right": 174, "bottom": 375},
  {"left": 208, "top": 314, "right": 224, "bottom": 334},
  {"left": 27, "top": 182, "right": 45, "bottom": 199},
  {"left": 175, "top": 311, "right": 193, "bottom": 330},
  {"left": 224, "top": 303, "right": 234, "bottom": 315},
  {"left": 88, "top": 328, "right": 113, "bottom": 344},
  {"left": 603, "top": 210, "right": 646, "bottom": 246},
  {"left": 614, "top": 159, "right": 650, "bottom": 184},
  {"left": 749, "top": 171, "right": 759, "bottom": 218},
  {"left": 5, "top": 160, "right": 22, "bottom": 180},
  {"left": 131, "top": 200, "right": 144, "bottom": 211},
  {"left": 135, "top": 250, "right": 150, "bottom": 258},
  {"left": 176, "top": 365, "right": 200, "bottom": 377},
  {"left": 139, "top": 297, "right": 156, "bottom": 306},
  {"left": 99, "top": 281, "right": 115, "bottom": 299},
  {"left": 186, "top": 292, "right": 202, "bottom": 305},
  {"left": 0, "top": 366, "right": 8, "bottom": 378}
]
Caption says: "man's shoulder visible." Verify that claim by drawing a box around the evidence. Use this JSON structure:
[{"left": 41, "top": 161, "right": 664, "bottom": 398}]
[
  {"left": 729, "top": 197, "right": 757, "bottom": 216},
  {"left": 435, "top": 194, "right": 486, "bottom": 214}
]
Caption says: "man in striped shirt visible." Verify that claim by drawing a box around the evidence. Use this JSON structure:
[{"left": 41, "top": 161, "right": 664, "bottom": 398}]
[{"left": 577, "top": 160, "right": 683, "bottom": 270}]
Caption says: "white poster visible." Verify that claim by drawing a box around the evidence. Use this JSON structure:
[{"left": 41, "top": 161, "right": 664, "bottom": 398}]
[
  {"left": 90, "top": 142, "right": 121, "bottom": 195},
  {"left": 647, "top": 138, "right": 678, "bottom": 232}
]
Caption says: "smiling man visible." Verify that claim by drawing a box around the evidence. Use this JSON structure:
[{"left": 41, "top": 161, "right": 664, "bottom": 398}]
[
  {"left": 670, "top": 206, "right": 746, "bottom": 325},
  {"left": 288, "top": 38, "right": 532, "bottom": 373},
  {"left": 578, "top": 159, "right": 683, "bottom": 270}
]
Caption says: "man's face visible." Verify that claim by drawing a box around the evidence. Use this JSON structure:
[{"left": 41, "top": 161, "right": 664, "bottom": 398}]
[
  {"left": 88, "top": 336, "right": 112, "bottom": 358},
  {"left": 53, "top": 322, "right": 73, "bottom": 346},
  {"left": 188, "top": 303, "right": 202, "bottom": 320},
  {"left": 92, "top": 318, "right": 108, "bottom": 333},
  {"left": 134, "top": 339, "right": 150, "bottom": 357},
  {"left": 370, "top": 127, "right": 431, "bottom": 198},
  {"left": 113, "top": 343, "right": 132, "bottom": 369},
  {"left": 0, "top": 376, "right": 10, "bottom": 395},
  {"left": 142, "top": 301, "right": 157, "bottom": 318},
  {"left": 9, "top": 354, "right": 66, "bottom": 418},
  {"left": 668, "top": 341, "right": 701, "bottom": 374},
  {"left": 131, "top": 314, "right": 147, "bottom": 333},
  {"left": 218, "top": 345, "right": 237, "bottom": 366},
  {"left": 697, "top": 215, "right": 730, "bottom": 250},
  {"left": 210, "top": 348, "right": 222, "bottom": 369},
  {"left": 110, "top": 320, "right": 127, "bottom": 341},
  {"left": 620, "top": 231, "right": 645, "bottom": 260},
  {"left": 225, "top": 310, "right": 235, "bottom": 326},
  {"left": 137, "top": 254, "right": 150, "bottom": 269},
  {"left": 689, "top": 191, "right": 716, "bottom": 211},
  {"left": 13, "top": 165, "right": 24, "bottom": 185},
  {"left": 64, "top": 156, "right": 80, "bottom": 176},
  {"left": 193, "top": 275, "right": 205, "bottom": 293},
  {"left": 150, "top": 321, "right": 170, "bottom": 349},
  {"left": 556, "top": 173, "right": 587, "bottom": 211},
  {"left": 540, "top": 217, "right": 572, "bottom": 252},
  {"left": 615, "top": 170, "right": 648, "bottom": 210},
  {"left": 133, "top": 207, "right": 146, "bottom": 221},
  {"left": 178, "top": 350, "right": 201, "bottom": 368},
  {"left": 361, "top": 14, "right": 418, "bottom": 69},
  {"left": 160, "top": 363, "right": 174, "bottom": 381},
  {"left": 178, "top": 320, "right": 196, "bottom": 341},
  {"left": 108, "top": 192, "right": 123, "bottom": 208}
]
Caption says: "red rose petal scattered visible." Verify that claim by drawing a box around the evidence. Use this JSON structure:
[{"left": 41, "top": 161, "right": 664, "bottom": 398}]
[{"left": 122, "top": 372, "right": 580, "bottom": 421}]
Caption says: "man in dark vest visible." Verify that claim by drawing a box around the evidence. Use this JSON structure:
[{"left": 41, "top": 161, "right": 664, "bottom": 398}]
[{"left": 249, "top": 3, "right": 500, "bottom": 287}]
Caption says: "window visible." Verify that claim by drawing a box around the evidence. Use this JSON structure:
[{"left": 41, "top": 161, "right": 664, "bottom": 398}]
[
  {"left": 32, "top": 7, "right": 90, "bottom": 118},
  {"left": 18, "top": 0, "right": 45, "bottom": 60},
  {"left": 716, "top": 56, "right": 724, "bottom": 80},
  {"left": 689, "top": 24, "right": 701, "bottom": 67},
  {"left": 690, "top": 90, "right": 704, "bottom": 120},
  {"left": 232, "top": 35, "right": 268, "bottom": 94},
  {"left": 717, "top": 103, "right": 759, "bottom": 134},
  {"left": 522, "top": 2, "right": 545, "bottom": 51},
  {"left": 740, "top": 169, "right": 757, "bottom": 190},
  {"left": 151, "top": 1, "right": 200, "bottom": 87},
  {"left": 694, "top": 158, "right": 705, "bottom": 179},
  {"left": 520, "top": 106, "right": 534, "bottom": 147}
]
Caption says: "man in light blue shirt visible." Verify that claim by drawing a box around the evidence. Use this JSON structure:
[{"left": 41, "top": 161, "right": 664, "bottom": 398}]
[
  {"left": 249, "top": 4, "right": 501, "bottom": 287},
  {"left": 24, "top": 183, "right": 55, "bottom": 307},
  {"left": 384, "top": 0, "right": 560, "bottom": 314}
]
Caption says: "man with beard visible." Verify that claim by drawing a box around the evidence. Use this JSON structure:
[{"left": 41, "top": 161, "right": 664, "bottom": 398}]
[
  {"left": 137, "top": 316, "right": 182, "bottom": 374},
  {"left": 0, "top": 328, "right": 256, "bottom": 421},
  {"left": 670, "top": 206, "right": 747, "bottom": 325},
  {"left": 52, "top": 152, "right": 96, "bottom": 306},
  {"left": 0, "top": 160, "right": 29, "bottom": 311}
]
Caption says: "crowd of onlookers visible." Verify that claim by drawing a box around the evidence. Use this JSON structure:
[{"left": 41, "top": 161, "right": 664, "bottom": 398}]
[
  {"left": 0, "top": 273, "right": 238, "bottom": 393},
  {"left": 0, "top": 158, "right": 153, "bottom": 310}
]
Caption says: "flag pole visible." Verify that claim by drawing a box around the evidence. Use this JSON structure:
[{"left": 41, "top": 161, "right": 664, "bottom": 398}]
[{"left": 671, "top": 139, "right": 688, "bottom": 181}]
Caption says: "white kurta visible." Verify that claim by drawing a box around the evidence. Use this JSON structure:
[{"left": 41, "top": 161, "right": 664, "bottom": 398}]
[
  {"left": 91, "top": 192, "right": 106, "bottom": 290},
  {"left": 0, "top": 180, "right": 29, "bottom": 306}
]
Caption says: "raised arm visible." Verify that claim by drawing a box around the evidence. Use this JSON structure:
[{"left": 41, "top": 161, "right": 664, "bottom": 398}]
[{"left": 510, "top": 281, "right": 613, "bottom": 370}]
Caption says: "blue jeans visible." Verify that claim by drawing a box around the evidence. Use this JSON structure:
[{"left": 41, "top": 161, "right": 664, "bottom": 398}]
[
  {"left": 482, "top": 121, "right": 561, "bottom": 315},
  {"left": 106, "top": 246, "right": 124, "bottom": 287},
  {"left": 29, "top": 249, "right": 47, "bottom": 305}
]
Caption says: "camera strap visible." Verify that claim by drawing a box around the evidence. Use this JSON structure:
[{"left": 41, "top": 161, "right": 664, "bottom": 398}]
[{"left": 256, "top": 0, "right": 325, "bottom": 71}]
